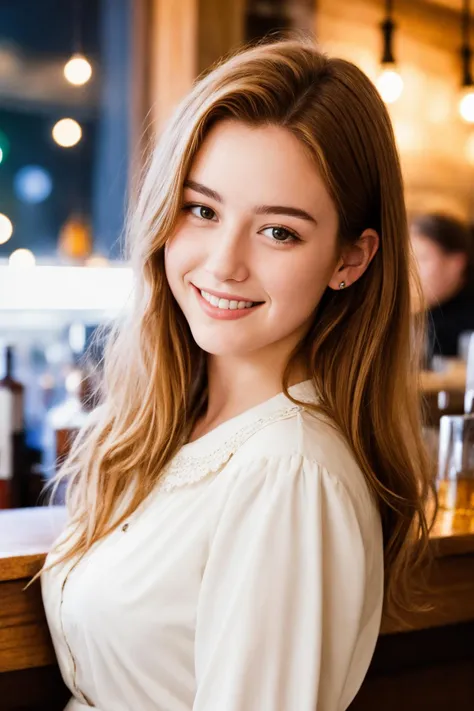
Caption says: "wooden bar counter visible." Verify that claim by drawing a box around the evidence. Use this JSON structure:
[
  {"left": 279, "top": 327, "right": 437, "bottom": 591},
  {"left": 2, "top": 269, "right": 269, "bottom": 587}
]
[{"left": 1, "top": 508, "right": 473, "bottom": 711}]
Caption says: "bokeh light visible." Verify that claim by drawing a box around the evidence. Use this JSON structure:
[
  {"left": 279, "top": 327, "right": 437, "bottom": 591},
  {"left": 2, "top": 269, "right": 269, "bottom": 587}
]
[
  {"left": 65, "top": 369, "right": 83, "bottom": 394},
  {"left": 52, "top": 118, "right": 82, "bottom": 147},
  {"left": 0, "top": 213, "right": 13, "bottom": 245},
  {"left": 9, "top": 248, "right": 36, "bottom": 268},
  {"left": 14, "top": 165, "right": 53, "bottom": 204},
  {"left": 376, "top": 67, "right": 404, "bottom": 104},
  {"left": 459, "top": 88, "right": 474, "bottom": 123},
  {"left": 64, "top": 54, "right": 93, "bottom": 86}
]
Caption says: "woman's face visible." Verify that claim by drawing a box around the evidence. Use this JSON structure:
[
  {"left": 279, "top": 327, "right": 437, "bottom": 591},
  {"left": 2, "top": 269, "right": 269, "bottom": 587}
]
[{"left": 165, "top": 120, "right": 365, "bottom": 361}]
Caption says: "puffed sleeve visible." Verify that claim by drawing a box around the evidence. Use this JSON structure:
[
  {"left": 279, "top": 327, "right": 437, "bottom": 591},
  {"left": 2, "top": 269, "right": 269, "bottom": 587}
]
[{"left": 193, "top": 454, "right": 383, "bottom": 711}]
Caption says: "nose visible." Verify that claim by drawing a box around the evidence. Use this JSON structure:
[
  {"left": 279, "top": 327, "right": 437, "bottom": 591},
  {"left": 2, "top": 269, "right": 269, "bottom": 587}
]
[{"left": 204, "top": 221, "right": 249, "bottom": 283}]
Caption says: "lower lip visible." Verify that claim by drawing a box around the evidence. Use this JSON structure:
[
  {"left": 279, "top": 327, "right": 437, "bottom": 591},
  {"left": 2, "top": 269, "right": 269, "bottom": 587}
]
[{"left": 192, "top": 285, "right": 263, "bottom": 321}]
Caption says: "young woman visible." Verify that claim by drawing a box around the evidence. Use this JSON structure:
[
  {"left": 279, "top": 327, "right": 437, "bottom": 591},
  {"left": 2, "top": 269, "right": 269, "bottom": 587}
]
[{"left": 41, "top": 39, "right": 432, "bottom": 711}]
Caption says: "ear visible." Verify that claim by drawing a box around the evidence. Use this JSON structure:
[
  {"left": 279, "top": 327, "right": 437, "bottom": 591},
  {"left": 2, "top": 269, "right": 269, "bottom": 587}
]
[{"left": 328, "top": 228, "right": 380, "bottom": 291}]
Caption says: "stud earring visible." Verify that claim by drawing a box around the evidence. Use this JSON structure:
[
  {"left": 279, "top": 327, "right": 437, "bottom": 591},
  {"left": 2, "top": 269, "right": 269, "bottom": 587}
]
[{"left": 339, "top": 281, "right": 346, "bottom": 290}]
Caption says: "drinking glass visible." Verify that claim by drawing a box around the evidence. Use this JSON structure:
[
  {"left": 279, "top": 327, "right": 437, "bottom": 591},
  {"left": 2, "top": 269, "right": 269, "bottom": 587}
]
[{"left": 438, "top": 414, "right": 474, "bottom": 515}]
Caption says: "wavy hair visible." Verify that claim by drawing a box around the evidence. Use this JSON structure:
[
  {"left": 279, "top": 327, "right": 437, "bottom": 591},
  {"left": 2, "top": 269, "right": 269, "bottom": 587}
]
[{"left": 43, "top": 38, "right": 434, "bottom": 617}]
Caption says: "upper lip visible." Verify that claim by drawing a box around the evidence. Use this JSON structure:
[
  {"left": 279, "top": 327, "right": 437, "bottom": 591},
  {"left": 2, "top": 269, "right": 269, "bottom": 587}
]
[{"left": 194, "top": 285, "right": 262, "bottom": 303}]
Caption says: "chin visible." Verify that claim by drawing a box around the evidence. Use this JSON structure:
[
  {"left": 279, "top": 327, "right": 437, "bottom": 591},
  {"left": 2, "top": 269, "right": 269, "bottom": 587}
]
[
  {"left": 190, "top": 329, "right": 262, "bottom": 358},
  {"left": 194, "top": 340, "right": 254, "bottom": 358}
]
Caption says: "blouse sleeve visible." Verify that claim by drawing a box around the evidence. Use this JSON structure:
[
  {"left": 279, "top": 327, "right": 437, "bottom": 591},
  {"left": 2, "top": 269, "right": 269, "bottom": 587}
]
[{"left": 193, "top": 454, "right": 382, "bottom": 711}]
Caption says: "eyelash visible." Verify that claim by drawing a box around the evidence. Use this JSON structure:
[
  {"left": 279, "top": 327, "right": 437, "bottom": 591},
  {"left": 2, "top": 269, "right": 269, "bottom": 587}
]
[{"left": 181, "top": 202, "right": 301, "bottom": 246}]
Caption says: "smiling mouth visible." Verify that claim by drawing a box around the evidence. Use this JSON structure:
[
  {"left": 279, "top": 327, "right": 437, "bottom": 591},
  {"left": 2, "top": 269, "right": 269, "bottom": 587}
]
[{"left": 194, "top": 286, "right": 264, "bottom": 311}]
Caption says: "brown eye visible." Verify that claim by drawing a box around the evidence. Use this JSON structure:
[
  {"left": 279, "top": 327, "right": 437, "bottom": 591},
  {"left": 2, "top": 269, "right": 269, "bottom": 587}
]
[
  {"left": 260, "top": 226, "right": 300, "bottom": 245},
  {"left": 200, "top": 206, "right": 214, "bottom": 220},
  {"left": 272, "top": 227, "right": 288, "bottom": 241},
  {"left": 187, "top": 204, "right": 215, "bottom": 220}
]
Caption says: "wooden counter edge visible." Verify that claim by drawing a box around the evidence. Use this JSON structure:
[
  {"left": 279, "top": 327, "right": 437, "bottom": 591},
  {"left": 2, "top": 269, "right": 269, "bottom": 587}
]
[
  {"left": 1, "top": 523, "right": 473, "bottom": 643},
  {"left": 2, "top": 527, "right": 473, "bottom": 584},
  {"left": 430, "top": 532, "right": 474, "bottom": 556},
  {"left": 0, "top": 553, "right": 46, "bottom": 583}
]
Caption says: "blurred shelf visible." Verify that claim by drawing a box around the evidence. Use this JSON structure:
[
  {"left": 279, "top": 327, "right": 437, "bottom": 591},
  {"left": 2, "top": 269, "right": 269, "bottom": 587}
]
[
  {"left": 421, "top": 362, "right": 466, "bottom": 393},
  {"left": 0, "top": 265, "right": 133, "bottom": 329}
]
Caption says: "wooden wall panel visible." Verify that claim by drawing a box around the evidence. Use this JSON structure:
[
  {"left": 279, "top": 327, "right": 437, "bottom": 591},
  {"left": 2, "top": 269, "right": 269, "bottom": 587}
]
[{"left": 147, "top": 0, "right": 245, "bottom": 132}]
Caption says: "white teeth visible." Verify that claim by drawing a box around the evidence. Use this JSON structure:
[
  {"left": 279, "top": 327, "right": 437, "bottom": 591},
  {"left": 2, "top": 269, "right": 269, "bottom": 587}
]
[{"left": 200, "top": 290, "right": 256, "bottom": 310}]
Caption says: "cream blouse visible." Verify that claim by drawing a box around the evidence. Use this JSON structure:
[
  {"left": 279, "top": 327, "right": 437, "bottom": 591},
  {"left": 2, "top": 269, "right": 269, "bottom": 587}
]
[{"left": 41, "top": 380, "right": 384, "bottom": 711}]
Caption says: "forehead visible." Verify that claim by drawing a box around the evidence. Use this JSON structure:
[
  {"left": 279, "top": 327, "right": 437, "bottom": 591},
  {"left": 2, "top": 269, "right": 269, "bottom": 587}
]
[{"left": 188, "top": 120, "right": 333, "bottom": 209}]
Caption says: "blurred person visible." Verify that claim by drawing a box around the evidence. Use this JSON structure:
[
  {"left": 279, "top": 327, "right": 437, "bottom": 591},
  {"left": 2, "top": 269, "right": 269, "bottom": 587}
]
[
  {"left": 411, "top": 213, "right": 474, "bottom": 358},
  {"left": 39, "top": 39, "right": 433, "bottom": 711}
]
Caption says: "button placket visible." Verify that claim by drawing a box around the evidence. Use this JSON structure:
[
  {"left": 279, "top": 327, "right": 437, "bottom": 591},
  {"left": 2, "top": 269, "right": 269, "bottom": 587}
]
[{"left": 59, "top": 557, "right": 93, "bottom": 706}]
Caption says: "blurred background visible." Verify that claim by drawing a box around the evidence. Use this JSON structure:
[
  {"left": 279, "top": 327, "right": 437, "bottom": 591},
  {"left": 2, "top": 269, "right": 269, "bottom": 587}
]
[{"left": 1, "top": 0, "right": 474, "bottom": 508}]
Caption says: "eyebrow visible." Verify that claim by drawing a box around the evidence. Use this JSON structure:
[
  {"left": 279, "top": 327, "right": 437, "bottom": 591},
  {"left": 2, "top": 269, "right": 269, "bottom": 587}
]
[
  {"left": 183, "top": 179, "right": 318, "bottom": 225},
  {"left": 184, "top": 179, "right": 222, "bottom": 203}
]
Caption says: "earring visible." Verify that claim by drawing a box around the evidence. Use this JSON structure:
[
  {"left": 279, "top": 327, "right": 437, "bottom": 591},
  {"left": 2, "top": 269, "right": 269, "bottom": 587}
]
[{"left": 339, "top": 281, "right": 346, "bottom": 290}]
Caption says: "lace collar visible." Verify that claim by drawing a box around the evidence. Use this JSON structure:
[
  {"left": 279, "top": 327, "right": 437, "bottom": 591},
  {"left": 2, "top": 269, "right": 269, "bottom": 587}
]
[{"left": 157, "top": 380, "right": 317, "bottom": 492}]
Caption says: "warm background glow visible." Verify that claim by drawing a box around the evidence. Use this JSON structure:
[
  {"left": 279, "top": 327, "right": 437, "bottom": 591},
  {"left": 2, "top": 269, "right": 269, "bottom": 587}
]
[{"left": 316, "top": 0, "right": 474, "bottom": 220}]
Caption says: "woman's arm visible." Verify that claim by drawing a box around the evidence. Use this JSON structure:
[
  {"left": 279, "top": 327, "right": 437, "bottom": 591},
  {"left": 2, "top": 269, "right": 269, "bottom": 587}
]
[{"left": 193, "top": 453, "right": 383, "bottom": 711}]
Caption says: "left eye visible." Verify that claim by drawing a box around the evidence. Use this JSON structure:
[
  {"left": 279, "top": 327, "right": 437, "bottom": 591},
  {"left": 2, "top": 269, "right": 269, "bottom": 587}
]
[
  {"left": 185, "top": 204, "right": 216, "bottom": 221},
  {"left": 260, "top": 226, "right": 300, "bottom": 245}
]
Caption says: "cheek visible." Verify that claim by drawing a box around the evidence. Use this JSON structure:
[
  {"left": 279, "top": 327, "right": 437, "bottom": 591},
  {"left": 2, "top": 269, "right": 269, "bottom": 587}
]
[
  {"left": 265, "top": 250, "right": 334, "bottom": 312},
  {"left": 164, "top": 231, "right": 195, "bottom": 292}
]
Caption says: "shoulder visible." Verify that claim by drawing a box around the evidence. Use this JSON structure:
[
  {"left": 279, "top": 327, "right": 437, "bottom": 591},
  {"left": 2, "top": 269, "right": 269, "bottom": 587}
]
[
  {"left": 228, "top": 406, "right": 380, "bottom": 539},
  {"left": 233, "top": 406, "right": 366, "bottom": 493},
  {"left": 219, "top": 407, "right": 382, "bottom": 565}
]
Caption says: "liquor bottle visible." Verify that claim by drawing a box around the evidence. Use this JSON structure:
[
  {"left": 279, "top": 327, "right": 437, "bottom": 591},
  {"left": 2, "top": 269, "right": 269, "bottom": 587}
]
[
  {"left": 43, "top": 363, "right": 97, "bottom": 484},
  {"left": 0, "top": 345, "right": 26, "bottom": 508}
]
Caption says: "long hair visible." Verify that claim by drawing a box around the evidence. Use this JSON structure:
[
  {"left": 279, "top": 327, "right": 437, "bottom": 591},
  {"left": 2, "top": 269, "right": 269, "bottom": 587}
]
[{"left": 44, "top": 38, "right": 434, "bottom": 617}]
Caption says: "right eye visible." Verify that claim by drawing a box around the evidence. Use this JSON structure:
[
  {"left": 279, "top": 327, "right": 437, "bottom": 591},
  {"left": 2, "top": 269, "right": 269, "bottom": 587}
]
[{"left": 183, "top": 204, "right": 216, "bottom": 221}]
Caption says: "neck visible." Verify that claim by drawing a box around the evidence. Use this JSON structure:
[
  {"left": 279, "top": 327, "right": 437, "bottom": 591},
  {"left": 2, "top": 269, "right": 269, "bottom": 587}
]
[{"left": 199, "top": 351, "right": 309, "bottom": 436}]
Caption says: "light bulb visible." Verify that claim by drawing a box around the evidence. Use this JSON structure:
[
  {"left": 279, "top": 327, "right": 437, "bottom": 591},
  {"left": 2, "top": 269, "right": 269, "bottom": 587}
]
[
  {"left": 52, "top": 118, "right": 82, "bottom": 147},
  {"left": 376, "top": 65, "right": 404, "bottom": 104},
  {"left": 64, "top": 54, "right": 93, "bottom": 86},
  {"left": 459, "top": 87, "right": 474, "bottom": 123},
  {"left": 0, "top": 213, "right": 13, "bottom": 245},
  {"left": 9, "top": 248, "right": 36, "bottom": 268}
]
